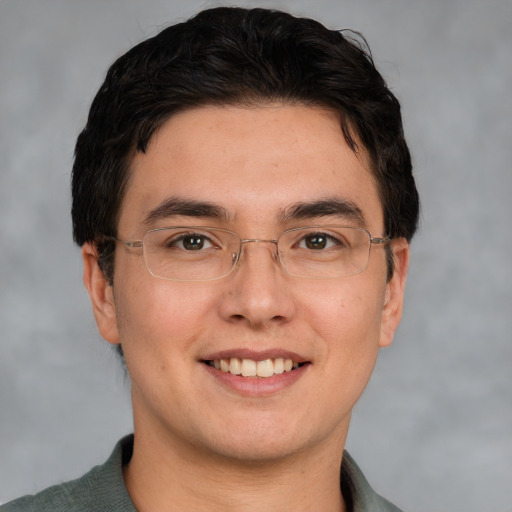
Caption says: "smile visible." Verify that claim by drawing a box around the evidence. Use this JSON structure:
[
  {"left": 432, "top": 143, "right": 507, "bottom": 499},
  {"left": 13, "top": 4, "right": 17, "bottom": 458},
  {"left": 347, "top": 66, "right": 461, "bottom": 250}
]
[{"left": 205, "top": 358, "right": 305, "bottom": 378}]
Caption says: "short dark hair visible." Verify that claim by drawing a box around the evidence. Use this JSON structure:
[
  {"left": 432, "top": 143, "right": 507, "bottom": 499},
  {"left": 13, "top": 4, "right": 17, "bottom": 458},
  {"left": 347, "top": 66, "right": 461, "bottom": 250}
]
[{"left": 72, "top": 6, "right": 419, "bottom": 283}]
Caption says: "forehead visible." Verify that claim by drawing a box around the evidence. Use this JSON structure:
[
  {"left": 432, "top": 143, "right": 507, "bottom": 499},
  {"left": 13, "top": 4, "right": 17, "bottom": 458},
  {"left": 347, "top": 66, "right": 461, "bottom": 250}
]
[{"left": 118, "top": 104, "right": 383, "bottom": 233}]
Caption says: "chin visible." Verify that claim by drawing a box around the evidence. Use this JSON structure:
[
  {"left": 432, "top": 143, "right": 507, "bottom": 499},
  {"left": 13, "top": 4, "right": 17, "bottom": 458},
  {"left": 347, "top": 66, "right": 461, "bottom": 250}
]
[
  {"left": 207, "top": 436, "right": 307, "bottom": 465},
  {"left": 196, "top": 414, "right": 344, "bottom": 465}
]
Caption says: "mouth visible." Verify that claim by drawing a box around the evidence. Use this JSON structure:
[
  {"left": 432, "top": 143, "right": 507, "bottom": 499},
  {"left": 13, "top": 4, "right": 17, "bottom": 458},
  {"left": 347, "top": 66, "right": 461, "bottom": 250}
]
[{"left": 203, "top": 358, "right": 309, "bottom": 378}]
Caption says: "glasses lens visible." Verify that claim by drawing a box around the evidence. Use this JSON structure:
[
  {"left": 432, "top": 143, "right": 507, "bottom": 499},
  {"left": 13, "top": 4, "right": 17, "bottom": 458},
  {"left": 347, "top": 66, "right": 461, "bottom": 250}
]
[
  {"left": 143, "top": 227, "right": 240, "bottom": 281},
  {"left": 278, "top": 226, "right": 371, "bottom": 278}
]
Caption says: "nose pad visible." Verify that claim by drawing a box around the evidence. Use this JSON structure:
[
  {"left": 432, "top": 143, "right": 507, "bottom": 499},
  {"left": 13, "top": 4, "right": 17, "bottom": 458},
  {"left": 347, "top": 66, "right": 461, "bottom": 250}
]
[{"left": 231, "top": 251, "right": 240, "bottom": 268}]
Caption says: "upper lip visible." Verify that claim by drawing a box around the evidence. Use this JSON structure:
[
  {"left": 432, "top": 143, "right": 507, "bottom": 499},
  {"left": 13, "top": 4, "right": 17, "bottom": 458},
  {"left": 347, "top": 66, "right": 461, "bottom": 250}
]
[{"left": 202, "top": 348, "right": 309, "bottom": 363}]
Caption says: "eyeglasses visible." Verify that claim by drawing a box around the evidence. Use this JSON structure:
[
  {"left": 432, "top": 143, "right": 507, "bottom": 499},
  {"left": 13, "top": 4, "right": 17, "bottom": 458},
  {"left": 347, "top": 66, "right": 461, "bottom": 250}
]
[{"left": 111, "top": 226, "right": 389, "bottom": 282}]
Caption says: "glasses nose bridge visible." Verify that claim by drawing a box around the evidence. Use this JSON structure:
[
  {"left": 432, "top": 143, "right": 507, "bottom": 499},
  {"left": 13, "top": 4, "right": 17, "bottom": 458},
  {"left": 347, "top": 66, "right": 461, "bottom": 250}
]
[
  {"left": 238, "top": 237, "right": 281, "bottom": 265},
  {"left": 240, "top": 237, "right": 279, "bottom": 253},
  {"left": 240, "top": 238, "right": 279, "bottom": 246}
]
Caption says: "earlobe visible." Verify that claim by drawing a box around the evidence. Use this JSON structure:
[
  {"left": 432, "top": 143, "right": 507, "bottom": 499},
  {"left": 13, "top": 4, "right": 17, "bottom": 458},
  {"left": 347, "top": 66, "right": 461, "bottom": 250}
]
[
  {"left": 379, "top": 238, "right": 410, "bottom": 348},
  {"left": 82, "top": 243, "right": 120, "bottom": 345}
]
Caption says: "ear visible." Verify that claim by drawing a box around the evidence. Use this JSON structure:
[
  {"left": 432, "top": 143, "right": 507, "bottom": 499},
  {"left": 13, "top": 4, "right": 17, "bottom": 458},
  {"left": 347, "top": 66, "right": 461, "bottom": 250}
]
[
  {"left": 82, "top": 243, "right": 120, "bottom": 345},
  {"left": 379, "top": 238, "right": 410, "bottom": 348}
]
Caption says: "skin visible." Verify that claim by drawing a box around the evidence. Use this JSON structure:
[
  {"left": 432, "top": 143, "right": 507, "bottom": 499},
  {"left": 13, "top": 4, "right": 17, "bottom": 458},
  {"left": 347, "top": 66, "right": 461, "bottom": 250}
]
[{"left": 82, "top": 104, "right": 409, "bottom": 511}]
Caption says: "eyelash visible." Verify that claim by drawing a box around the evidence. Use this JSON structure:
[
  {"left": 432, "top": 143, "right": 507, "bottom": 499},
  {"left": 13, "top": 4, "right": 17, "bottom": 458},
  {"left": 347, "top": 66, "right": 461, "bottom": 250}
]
[
  {"left": 295, "top": 232, "right": 347, "bottom": 250},
  {"left": 167, "top": 233, "right": 216, "bottom": 250}
]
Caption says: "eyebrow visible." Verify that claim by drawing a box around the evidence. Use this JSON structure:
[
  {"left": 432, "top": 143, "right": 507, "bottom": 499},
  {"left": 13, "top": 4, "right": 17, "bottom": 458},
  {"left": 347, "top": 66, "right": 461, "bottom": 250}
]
[
  {"left": 143, "top": 196, "right": 231, "bottom": 226},
  {"left": 143, "top": 195, "right": 366, "bottom": 228},
  {"left": 277, "top": 197, "right": 367, "bottom": 226}
]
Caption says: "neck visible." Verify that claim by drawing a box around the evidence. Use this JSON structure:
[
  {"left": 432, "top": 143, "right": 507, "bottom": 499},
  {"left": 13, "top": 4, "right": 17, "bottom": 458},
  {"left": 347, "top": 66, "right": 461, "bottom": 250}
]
[{"left": 124, "top": 421, "right": 347, "bottom": 512}]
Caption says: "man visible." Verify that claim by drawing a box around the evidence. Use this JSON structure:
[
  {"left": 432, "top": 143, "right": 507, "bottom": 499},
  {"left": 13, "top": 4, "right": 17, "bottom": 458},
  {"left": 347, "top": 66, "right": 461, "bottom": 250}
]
[{"left": 2, "top": 6, "right": 419, "bottom": 512}]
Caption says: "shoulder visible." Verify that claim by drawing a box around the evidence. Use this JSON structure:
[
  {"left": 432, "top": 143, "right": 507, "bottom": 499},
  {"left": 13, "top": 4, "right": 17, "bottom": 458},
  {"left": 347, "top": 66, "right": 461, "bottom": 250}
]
[
  {"left": 1, "top": 476, "right": 93, "bottom": 512},
  {"left": 341, "top": 451, "right": 404, "bottom": 512},
  {"left": 1, "top": 436, "right": 136, "bottom": 512}
]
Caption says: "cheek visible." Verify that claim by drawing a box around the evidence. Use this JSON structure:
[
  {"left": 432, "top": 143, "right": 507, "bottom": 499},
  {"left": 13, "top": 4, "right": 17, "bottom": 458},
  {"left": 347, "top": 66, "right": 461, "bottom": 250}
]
[
  {"left": 113, "top": 281, "right": 221, "bottom": 421},
  {"left": 303, "top": 278, "right": 386, "bottom": 357},
  {"left": 113, "top": 276, "right": 217, "bottom": 363},
  {"left": 294, "top": 279, "right": 386, "bottom": 426}
]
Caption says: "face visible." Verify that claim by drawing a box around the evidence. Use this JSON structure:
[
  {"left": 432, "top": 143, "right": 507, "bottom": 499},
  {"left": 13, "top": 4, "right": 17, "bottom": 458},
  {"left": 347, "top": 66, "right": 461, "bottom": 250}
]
[{"left": 83, "top": 104, "right": 409, "bottom": 464}]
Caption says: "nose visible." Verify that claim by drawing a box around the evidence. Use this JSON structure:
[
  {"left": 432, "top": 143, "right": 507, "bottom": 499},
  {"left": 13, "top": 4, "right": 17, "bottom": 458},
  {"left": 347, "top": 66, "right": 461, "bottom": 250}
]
[{"left": 217, "top": 239, "right": 296, "bottom": 328}]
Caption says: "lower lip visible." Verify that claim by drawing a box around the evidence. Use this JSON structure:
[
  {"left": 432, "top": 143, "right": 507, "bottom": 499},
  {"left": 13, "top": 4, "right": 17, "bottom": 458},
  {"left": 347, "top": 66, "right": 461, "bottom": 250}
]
[{"left": 202, "top": 363, "right": 309, "bottom": 397}]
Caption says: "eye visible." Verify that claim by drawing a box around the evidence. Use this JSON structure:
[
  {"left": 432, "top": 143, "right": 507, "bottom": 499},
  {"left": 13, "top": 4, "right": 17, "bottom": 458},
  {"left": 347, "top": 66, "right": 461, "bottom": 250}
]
[
  {"left": 298, "top": 232, "right": 341, "bottom": 250},
  {"left": 170, "top": 233, "right": 215, "bottom": 251}
]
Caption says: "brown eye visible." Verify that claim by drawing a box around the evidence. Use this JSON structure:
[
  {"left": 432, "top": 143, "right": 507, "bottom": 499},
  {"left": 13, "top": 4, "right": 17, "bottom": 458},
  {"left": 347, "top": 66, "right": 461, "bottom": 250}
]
[
  {"left": 182, "top": 234, "right": 206, "bottom": 250},
  {"left": 165, "top": 233, "right": 214, "bottom": 251},
  {"left": 304, "top": 233, "right": 328, "bottom": 250}
]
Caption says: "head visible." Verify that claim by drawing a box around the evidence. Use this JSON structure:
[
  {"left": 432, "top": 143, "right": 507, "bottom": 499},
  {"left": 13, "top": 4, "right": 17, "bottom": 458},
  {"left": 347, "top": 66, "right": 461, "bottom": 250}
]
[
  {"left": 74, "top": 7, "right": 419, "bottom": 465},
  {"left": 72, "top": 6, "right": 419, "bottom": 284}
]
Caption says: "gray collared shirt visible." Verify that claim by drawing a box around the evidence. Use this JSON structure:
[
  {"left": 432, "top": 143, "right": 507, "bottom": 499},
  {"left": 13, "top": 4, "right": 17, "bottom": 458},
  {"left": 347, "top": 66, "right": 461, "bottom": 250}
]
[{"left": 1, "top": 435, "right": 403, "bottom": 511}]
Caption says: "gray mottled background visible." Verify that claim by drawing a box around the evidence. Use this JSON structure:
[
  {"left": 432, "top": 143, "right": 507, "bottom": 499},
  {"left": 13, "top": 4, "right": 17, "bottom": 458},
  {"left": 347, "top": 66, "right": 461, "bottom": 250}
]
[{"left": 1, "top": 0, "right": 511, "bottom": 510}]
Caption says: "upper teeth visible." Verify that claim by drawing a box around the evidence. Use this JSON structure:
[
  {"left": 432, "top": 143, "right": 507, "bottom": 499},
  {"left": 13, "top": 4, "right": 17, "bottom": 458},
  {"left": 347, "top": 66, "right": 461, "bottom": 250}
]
[{"left": 211, "top": 358, "right": 299, "bottom": 378}]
